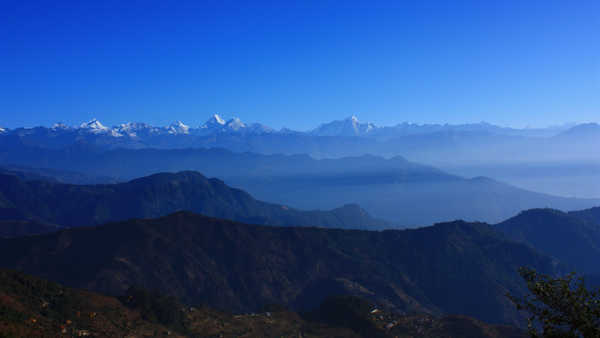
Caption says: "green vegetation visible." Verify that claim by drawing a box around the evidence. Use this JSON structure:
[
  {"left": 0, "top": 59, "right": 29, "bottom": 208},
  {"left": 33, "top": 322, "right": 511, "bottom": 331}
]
[{"left": 508, "top": 267, "right": 600, "bottom": 337}]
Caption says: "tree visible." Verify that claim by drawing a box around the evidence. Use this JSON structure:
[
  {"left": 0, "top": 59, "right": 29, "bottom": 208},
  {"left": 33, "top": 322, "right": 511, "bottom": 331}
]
[{"left": 508, "top": 267, "right": 600, "bottom": 337}]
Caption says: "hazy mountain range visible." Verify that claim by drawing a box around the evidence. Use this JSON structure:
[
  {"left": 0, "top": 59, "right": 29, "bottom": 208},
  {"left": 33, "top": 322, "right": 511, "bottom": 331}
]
[
  {"left": 1, "top": 146, "right": 597, "bottom": 225},
  {"left": 0, "top": 115, "right": 576, "bottom": 140},
  {"left": 3, "top": 115, "right": 598, "bottom": 199},
  {"left": 1, "top": 115, "right": 598, "bottom": 334},
  {"left": 1, "top": 115, "right": 594, "bottom": 164},
  {"left": 1, "top": 166, "right": 599, "bottom": 332},
  {"left": 0, "top": 170, "right": 387, "bottom": 237}
]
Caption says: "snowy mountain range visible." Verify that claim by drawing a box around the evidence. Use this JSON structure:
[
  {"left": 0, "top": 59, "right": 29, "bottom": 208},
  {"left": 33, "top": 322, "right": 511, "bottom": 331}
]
[
  {"left": 310, "top": 115, "right": 377, "bottom": 136},
  {"left": 0, "top": 114, "right": 579, "bottom": 138},
  {"left": 39, "top": 115, "right": 272, "bottom": 137},
  {"left": 1, "top": 115, "right": 599, "bottom": 203},
  {"left": 1, "top": 115, "right": 596, "bottom": 165}
]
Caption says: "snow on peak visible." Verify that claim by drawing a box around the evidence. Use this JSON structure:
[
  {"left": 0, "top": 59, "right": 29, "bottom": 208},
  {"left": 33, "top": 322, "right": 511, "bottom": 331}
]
[
  {"left": 202, "top": 114, "right": 227, "bottom": 128},
  {"left": 114, "top": 122, "right": 156, "bottom": 137},
  {"left": 117, "top": 122, "right": 154, "bottom": 131},
  {"left": 109, "top": 129, "right": 124, "bottom": 137},
  {"left": 0, "top": 127, "right": 5, "bottom": 133},
  {"left": 80, "top": 118, "right": 106, "bottom": 129},
  {"left": 225, "top": 117, "right": 246, "bottom": 131},
  {"left": 167, "top": 121, "right": 190, "bottom": 134},
  {"left": 199, "top": 114, "right": 273, "bottom": 134},
  {"left": 311, "top": 115, "right": 377, "bottom": 136},
  {"left": 51, "top": 123, "right": 69, "bottom": 130},
  {"left": 79, "top": 119, "right": 109, "bottom": 133},
  {"left": 211, "top": 114, "right": 226, "bottom": 125}
]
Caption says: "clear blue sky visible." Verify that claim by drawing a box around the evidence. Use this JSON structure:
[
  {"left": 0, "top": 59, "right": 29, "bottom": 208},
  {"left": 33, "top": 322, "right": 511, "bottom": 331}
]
[{"left": 1, "top": 0, "right": 598, "bottom": 130}]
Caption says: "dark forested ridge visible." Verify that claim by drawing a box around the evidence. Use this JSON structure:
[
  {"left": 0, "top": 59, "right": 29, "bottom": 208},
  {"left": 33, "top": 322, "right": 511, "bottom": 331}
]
[
  {"left": 0, "top": 170, "right": 387, "bottom": 234},
  {"left": 568, "top": 206, "right": 600, "bottom": 226},
  {"left": 0, "top": 212, "right": 559, "bottom": 326},
  {"left": 497, "top": 207, "right": 600, "bottom": 275}
]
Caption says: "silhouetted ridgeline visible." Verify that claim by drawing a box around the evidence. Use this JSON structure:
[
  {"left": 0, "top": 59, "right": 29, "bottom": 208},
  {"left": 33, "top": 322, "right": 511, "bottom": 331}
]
[
  {"left": 497, "top": 207, "right": 600, "bottom": 275},
  {"left": 0, "top": 144, "right": 598, "bottom": 225},
  {"left": 0, "top": 170, "right": 387, "bottom": 234}
]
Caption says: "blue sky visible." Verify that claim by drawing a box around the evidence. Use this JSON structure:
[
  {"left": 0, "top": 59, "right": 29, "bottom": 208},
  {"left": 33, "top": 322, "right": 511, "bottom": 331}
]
[{"left": 1, "top": 0, "right": 598, "bottom": 130}]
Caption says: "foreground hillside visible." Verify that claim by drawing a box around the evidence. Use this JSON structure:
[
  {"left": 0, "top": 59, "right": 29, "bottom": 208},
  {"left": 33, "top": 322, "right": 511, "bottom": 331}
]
[
  {"left": 0, "top": 212, "right": 559, "bottom": 326},
  {"left": 0, "top": 269, "right": 526, "bottom": 338},
  {"left": 0, "top": 171, "right": 386, "bottom": 234},
  {"left": 0, "top": 268, "right": 357, "bottom": 337},
  {"left": 0, "top": 269, "right": 175, "bottom": 337}
]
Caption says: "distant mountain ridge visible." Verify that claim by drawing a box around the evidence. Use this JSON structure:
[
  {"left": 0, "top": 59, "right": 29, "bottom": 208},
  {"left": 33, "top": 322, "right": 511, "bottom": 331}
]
[
  {"left": 0, "top": 146, "right": 598, "bottom": 225},
  {"left": 1, "top": 117, "right": 596, "bottom": 170},
  {"left": 0, "top": 116, "right": 583, "bottom": 151},
  {"left": 2, "top": 114, "right": 275, "bottom": 139},
  {"left": 0, "top": 170, "right": 388, "bottom": 235},
  {"left": 310, "top": 115, "right": 377, "bottom": 136},
  {"left": 0, "top": 115, "right": 576, "bottom": 139},
  {"left": 0, "top": 165, "right": 117, "bottom": 184}
]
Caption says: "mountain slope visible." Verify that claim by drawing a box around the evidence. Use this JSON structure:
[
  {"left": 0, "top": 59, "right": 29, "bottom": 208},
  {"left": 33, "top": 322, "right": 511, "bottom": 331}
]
[
  {"left": 0, "top": 219, "right": 63, "bottom": 238},
  {"left": 0, "top": 171, "right": 387, "bottom": 231},
  {"left": 0, "top": 212, "right": 560, "bottom": 326},
  {"left": 234, "top": 174, "right": 599, "bottom": 225},
  {"left": 568, "top": 206, "right": 600, "bottom": 226},
  {"left": 310, "top": 116, "right": 376, "bottom": 136},
  {"left": 0, "top": 268, "right": 360, "bottom": 337},
  {"left": 0, "top": 165, "right": 117, "bottom": 184},
  {"left": 0, "top": 269, "right": 178, "bottom": 337},
  {"left": 0, "top": 269, "right": 525, "bottom": 338},
  {"left": 497, "top": 208, "right": 600, "bottom": 275}
]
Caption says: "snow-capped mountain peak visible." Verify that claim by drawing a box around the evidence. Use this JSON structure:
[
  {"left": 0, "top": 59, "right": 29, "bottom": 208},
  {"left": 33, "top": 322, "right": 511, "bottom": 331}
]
[
  {"left": 167, "top": 121, "right": 190, "bottom": 134},
  {"left": 114, "top": 122, "right": 158, "bottom": 137},
  {"left": 225, "top": 117, "right": 246, "bottom": 131},
  {"left": 211, "top": 114, "right": 226, "bottom": 125},
  {"left": 311, "top": 115, "right": 377, "bottom": 136},
  {"left": 202, "top": 114, "right": 227, "bottom": 129},
  {"left": 51, "top": 123, "right": 70, "bottom": 130},
  {"left": 0, "top": 127, "right": 5, "bottom": 133},
  {"left": 79, "top": 119, "right": 109, "bottom": 134},
  {"left": 200, "top": 114, "right": 273, "bottom": 134}
]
